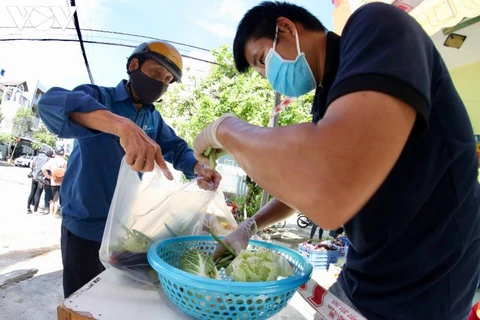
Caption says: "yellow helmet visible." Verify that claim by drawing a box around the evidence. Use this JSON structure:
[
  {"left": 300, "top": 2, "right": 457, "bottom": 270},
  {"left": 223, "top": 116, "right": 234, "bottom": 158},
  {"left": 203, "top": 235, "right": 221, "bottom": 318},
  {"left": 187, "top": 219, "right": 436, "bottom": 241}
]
[{"left": 127, "top": 40, "right": 183, "bottom": 83}]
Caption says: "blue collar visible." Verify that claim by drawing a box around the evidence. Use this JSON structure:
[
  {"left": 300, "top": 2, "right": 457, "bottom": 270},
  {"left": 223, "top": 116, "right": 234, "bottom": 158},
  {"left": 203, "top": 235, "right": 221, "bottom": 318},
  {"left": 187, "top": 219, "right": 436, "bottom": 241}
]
[{"left": 115, "top": 80, "right": 155, "bottom": 112}]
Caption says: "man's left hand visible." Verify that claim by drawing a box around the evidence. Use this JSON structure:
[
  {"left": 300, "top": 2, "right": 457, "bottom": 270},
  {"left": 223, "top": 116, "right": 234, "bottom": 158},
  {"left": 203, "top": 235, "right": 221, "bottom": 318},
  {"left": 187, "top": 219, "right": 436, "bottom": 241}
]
[{"left": 195, "top": 162, "right": 222, "bottom": 191}]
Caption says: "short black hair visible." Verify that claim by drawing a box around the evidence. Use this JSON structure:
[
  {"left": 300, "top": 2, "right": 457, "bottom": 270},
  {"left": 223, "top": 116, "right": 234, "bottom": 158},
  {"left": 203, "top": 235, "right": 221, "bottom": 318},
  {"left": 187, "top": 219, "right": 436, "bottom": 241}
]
[{"left": 233, "top": 1, "right": 327, "bottom": 73}]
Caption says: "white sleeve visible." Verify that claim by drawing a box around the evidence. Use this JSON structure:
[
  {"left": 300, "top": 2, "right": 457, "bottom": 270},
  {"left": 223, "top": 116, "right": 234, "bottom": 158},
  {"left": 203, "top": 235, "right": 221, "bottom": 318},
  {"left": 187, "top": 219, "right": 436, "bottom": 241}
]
[{"left": 42, "top": 159, "right": 52, "bottom": 171}]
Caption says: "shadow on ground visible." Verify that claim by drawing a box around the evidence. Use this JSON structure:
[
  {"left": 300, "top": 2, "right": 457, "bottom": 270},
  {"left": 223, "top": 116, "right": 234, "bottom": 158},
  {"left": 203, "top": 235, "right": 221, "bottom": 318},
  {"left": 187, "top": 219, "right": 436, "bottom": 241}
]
[
  {"left": 0, "top": 245, "right": 60, "bottom": 269},
  {"left": 0, "top": 269, "right": 63, "bottom": 320}
]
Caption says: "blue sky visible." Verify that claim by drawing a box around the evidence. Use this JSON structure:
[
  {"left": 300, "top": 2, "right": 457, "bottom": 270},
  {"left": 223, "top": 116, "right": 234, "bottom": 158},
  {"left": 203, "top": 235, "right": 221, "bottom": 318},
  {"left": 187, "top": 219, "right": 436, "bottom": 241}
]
[{"left": 0, "top": 0, "right": 334, "bottom": 98}]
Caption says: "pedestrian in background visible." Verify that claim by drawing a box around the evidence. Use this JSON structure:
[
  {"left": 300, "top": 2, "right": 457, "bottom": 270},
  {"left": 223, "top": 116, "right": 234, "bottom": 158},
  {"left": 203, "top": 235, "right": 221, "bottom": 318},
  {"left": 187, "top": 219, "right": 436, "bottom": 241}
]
[
  {"left": 42, "top": 146, "right": 67, "bottom": 218},
  {"left": 307, "top": 223, "right": 323, "bottom": 244},
  {"left": 27, "top": 145, "right": 52, "bottom": 214}
]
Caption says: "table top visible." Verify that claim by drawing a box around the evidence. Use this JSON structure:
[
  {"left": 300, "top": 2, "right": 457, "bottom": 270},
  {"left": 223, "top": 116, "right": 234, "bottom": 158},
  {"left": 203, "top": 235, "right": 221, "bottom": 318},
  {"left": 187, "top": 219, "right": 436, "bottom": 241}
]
[
  {"left": 61, "top": 269, "right": 193, "bottom": 320},
  {"left": 60, "top": 268, "right": 337, "bottom": 320}
]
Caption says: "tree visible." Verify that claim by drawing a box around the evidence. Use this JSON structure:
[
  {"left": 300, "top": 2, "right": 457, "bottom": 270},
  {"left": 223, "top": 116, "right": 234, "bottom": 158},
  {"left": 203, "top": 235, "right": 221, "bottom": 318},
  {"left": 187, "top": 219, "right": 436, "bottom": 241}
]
[
  {"left": 159, "top": 45, "right": 314, "bottom": 146},
  {"left": 11, "top": 106, "right": 35, "bottom": 138},
  {"left": 158, "top": 44, "right": 315, "bottom": 217},
  {"left": 32, "top": 123, "right": 57, "bottom": 150},
  {"left": 0, "top": 132, "right": 15, "bottom": 145}
]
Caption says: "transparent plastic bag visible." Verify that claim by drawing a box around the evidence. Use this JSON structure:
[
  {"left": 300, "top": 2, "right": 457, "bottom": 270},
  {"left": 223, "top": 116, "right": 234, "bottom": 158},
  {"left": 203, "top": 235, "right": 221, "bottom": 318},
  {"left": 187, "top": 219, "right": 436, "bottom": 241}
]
[{"left": 99, "top": 157, "right": 238, "bottom": 285}]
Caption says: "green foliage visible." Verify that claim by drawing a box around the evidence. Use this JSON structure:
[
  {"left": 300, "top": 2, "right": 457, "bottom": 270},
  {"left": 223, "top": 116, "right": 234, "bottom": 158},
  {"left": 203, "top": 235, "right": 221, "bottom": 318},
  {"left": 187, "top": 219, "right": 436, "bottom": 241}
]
[
  {"left": 158, "top": 44, "right": 315, "bottom": 216},
  {"left": 0, "top": 132, "right": 15, "bottom": 144},
  {"left": 11, "top": 106, "right": 35, "bottom": 138},
  {"left": 32, "top": 124, "right": 56, "bottom": 150},
  {"left": 158, "top": 44, "right": 313, "bottom": 145}
]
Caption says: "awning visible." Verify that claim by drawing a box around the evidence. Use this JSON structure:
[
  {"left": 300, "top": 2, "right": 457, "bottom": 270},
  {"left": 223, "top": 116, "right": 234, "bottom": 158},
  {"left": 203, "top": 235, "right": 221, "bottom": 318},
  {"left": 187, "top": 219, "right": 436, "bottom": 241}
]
[{"left": 332, "top": 0, "right": 480, "bottom": 36}]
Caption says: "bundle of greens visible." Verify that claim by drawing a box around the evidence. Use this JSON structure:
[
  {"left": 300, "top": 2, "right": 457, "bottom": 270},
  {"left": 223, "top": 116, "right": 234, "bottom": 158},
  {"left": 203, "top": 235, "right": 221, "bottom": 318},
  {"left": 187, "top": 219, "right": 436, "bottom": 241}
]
[
  {"left": 210, "top": 231, "right": 236, "bottom": 269},
  {"left": 180, "top": 231, "right": 294, "bottom": 282},
  {"left": 179, "top": 250, "right": 221, "bottom": 280},
  {"left": 203, "top": 147, "right": 226, "bottom": 171},
  {"left": 109, "top": 227, "right": 153, "bottom": 271}
]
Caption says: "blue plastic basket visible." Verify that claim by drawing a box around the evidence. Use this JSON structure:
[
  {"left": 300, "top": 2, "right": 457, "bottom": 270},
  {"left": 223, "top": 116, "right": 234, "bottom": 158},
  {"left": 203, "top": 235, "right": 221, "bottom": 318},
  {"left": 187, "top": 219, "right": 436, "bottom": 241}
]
[
  {"left": 298, "top": 245, "right": 339, "bottom": 270},
  {"left": 148, "top": 235, "right": 313, "bottom": 320},
  {"left": 338, "top": 236, "right": 350, "bottom": 247},
  {"left": 336, "top": 244, "right": 349, "bottom": 257}
]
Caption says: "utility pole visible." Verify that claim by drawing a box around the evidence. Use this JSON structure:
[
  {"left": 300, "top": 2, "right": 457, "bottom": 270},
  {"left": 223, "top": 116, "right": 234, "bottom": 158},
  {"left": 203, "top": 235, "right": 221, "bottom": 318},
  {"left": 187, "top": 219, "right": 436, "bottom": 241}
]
[{"left": 259, "top": 92, "right": 281, "bottom": 208}]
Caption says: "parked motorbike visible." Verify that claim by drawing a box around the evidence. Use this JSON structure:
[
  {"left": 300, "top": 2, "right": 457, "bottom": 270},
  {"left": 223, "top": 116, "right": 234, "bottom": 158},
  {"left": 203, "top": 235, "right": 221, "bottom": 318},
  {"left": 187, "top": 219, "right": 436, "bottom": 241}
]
[{"left": 297, "top": 213, "right": 312, "bottom": 228}]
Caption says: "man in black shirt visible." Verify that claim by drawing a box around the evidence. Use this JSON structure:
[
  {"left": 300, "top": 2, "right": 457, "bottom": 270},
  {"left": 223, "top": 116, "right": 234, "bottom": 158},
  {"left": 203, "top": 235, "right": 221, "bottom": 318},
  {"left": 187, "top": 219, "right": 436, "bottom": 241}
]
[{"left": 193, "top": 2, "right": 480, "bottom": 319}]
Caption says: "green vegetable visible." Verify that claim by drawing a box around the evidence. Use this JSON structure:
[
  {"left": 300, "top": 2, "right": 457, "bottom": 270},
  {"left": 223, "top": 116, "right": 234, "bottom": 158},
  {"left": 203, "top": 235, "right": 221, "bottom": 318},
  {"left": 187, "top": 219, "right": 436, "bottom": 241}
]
[
  {"left": 209, "top": 231, "right": 236, "bottom": 269},
  {"left": 203, "top": 147, "right": 227, "bottom": 171},
  {"left": 119, "top": 227, "right": 152, "bottom": 253},
  {"left": 226, "top": 248, "right": 293, "bottom": 282},
  {"left": 209, "top": 231, "right": 235, "bottom": 256},
  {"left": 203, "top": 147, "right": 217, "bottom": 170},
  {"left": 180, "top": 250, "right": 221, "bottom": 280}
]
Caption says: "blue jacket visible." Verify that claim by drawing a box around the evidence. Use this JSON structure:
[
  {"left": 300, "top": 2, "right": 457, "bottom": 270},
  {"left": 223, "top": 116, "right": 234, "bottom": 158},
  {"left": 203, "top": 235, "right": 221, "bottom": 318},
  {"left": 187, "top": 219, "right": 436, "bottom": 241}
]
[{"left": 38, "top": 80, "right": 198, "bottom": 242}]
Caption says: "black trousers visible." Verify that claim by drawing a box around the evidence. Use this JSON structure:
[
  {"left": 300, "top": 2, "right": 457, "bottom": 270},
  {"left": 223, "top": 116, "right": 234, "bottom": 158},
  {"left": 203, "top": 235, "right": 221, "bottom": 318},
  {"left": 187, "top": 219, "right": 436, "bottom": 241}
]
[
  {"left": 310, "top": 224, "right": 324, "bottom": 239},
  {"left": 44, "top": 184, "right": 52, "bottom": 208},
  {"left": 27, "top": 180, "right": 43, "bottom": 211},
  {"left": 61, "top": 223, "right": 105, "bottom": 298}
]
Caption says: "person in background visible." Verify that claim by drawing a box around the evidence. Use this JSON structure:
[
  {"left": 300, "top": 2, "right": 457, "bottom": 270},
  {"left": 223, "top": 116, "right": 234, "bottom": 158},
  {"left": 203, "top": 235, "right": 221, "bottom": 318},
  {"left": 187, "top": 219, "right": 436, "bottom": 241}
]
[
  {"left": 42, "top": 175, "right": 53, "bottom": 215},
  {"left": 307, "top": 223, "right": 323, "bottom": 244},
  {"left": 41, "top": 151, "right": 55, "bottom": 215},
  {"left": 42, "top": 146, "right": 67, "bottom": 218},
  {"left": 27, "top": 145, "right": 52, "bottom": 214},
  {"left": 328, "top": 227, "right": 344, "bottom": 238},
  {"left": 38, "top": 40, "right": 222, "bottom": 298}
]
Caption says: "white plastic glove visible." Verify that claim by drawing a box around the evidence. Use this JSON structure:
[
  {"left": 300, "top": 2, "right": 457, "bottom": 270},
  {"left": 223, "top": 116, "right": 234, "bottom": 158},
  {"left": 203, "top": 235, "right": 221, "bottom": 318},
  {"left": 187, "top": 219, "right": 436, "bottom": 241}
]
[
  {"left": 213, "top": 218, "right": 258, "bottom": 259},
  {"left": 193, "top": 113, "right": 237, "bottom": 165}
]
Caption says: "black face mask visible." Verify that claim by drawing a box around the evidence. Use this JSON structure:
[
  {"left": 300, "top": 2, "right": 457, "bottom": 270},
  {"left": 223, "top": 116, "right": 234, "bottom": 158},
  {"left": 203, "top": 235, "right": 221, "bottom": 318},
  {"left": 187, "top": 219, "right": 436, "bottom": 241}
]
[{"left": 128, "top": 68, "right": 167, "bottom": 104}]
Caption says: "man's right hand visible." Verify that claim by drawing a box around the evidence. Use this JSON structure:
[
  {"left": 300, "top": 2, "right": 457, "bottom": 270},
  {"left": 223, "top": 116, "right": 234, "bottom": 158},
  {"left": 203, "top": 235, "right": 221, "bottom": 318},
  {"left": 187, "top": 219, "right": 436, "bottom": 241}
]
[
  {"left": 69, "top": 110, "right": 173, "bottom": 178},
  {"left": 117, "top": 120, "right": 173, "bottom": 178}
]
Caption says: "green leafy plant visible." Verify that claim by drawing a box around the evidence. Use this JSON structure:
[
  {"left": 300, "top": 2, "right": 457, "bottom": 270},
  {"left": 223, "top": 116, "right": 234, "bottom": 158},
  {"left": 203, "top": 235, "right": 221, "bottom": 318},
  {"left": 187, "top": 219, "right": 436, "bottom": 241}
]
[
  {"left": 0, "top": 133, "right": 15, "bottom": 145},
  {"left": 226, "top": 248, "right": 293, "bottom": 282},
  {"left": 179, "top": 249, "right": 220, "bottom": 280},
  {"left": 32, "top": 124, "right": 56, "bottom": 149}
]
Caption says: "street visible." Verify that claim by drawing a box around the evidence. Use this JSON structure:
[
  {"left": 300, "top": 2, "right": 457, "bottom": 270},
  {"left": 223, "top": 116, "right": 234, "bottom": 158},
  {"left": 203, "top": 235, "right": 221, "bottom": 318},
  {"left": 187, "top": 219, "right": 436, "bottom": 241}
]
[{"left": 0, "top": 161, "right": 64, "bottom": 320}]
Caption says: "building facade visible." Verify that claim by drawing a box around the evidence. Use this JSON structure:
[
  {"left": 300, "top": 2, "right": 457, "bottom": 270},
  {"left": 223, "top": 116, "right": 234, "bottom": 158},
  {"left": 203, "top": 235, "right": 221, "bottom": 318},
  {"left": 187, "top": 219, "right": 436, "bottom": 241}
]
[{"left": 0, "top": 80, "right": 30, "bottom": 134}]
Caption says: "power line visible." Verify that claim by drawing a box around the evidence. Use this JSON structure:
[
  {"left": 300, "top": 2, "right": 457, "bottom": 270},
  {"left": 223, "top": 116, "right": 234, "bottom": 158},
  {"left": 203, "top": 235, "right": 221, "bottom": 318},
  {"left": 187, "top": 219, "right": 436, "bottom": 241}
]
[
  {"left": 1, "top": 32, "right": 195, "bottom": 55},
  {"left": 0, "top": 38, "right": 220, "bottom": 65},
  {"left": 70, "top": 0, "right": 94, "bottom": 84},
  {"left": 0, "top": 26, "right": 212, "bottom": 52}
]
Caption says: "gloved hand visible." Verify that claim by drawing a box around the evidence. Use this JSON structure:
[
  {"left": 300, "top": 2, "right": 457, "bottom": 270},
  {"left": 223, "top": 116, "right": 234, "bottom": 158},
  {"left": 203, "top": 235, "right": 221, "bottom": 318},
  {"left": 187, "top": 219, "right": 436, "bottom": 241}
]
[
  {"left": 213, "top": 217, "right": 258, "bottom": 259},
  {"left": 193, "top": 113, "right": 237, "bottom": 165}
]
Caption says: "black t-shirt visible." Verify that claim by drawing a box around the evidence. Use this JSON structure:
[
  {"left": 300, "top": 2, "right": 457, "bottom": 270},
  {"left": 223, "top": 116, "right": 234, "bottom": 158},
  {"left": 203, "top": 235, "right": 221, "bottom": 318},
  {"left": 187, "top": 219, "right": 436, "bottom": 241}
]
[{"left": 312, "top": 3, "right": 480, "bottom": 319}]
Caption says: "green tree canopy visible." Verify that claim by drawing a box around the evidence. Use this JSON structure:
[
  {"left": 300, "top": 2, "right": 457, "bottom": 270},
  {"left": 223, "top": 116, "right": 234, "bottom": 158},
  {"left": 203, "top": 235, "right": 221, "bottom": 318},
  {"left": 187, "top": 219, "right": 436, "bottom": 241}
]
[
  {"left": 32, "top": 123, "right": 56, "bottom": 150},
  {"left": 11, "top": 106, "right": 35, "bottom": 138},
  {"left": 0, "top": 132, "right": 15, "bottom": 145},
  {"left": 158, "top": 44, "right": 314, "bottom": 145}
]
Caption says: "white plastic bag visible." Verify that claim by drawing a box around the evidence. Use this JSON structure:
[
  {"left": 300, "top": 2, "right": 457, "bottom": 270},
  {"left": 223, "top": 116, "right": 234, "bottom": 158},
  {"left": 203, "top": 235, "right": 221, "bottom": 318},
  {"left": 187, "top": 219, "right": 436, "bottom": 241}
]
[{"left": 99, "top": 157, "right": 237, "bottom": 285}]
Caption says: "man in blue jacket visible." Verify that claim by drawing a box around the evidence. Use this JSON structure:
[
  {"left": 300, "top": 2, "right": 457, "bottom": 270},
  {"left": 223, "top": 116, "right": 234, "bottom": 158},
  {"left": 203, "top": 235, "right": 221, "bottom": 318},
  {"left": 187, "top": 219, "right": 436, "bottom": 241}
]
[{"left": 38, "top": 40, "right": 221, "bottom": 297}]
